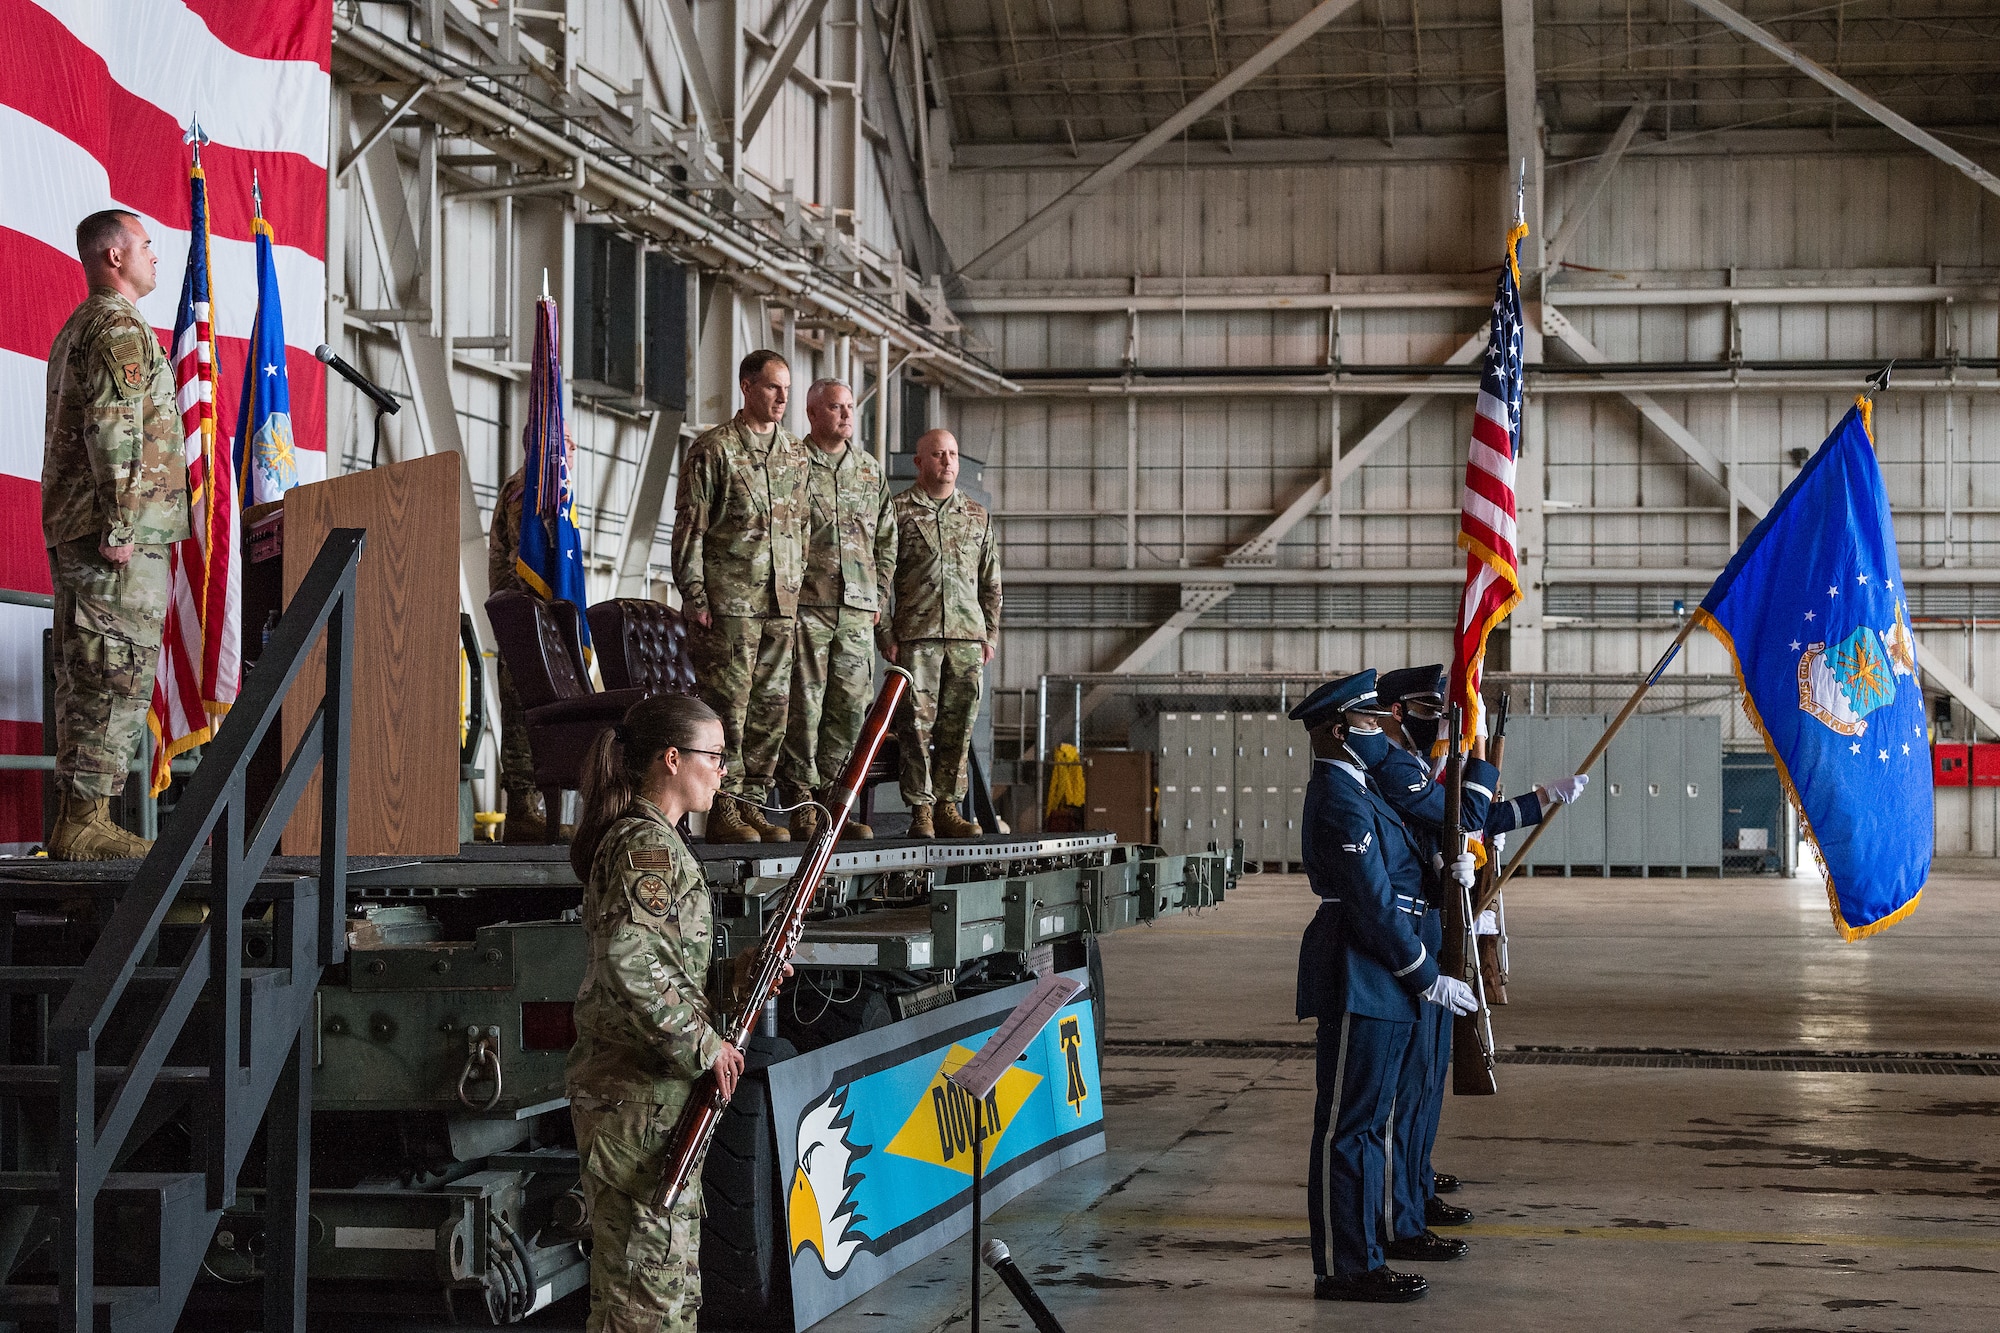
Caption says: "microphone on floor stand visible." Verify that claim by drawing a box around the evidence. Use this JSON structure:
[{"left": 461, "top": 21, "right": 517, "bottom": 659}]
[{"left": 981, "top": 1238, "right": 1068, "bottom": 1333}]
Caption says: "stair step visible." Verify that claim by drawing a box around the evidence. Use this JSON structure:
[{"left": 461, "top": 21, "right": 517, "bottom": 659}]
[
  {"left": 0, "top": 1284, "right": 161, "bottom": 1333},
  {"left": 0, "top": 1170, "right": 203, "bottom": 1207},
  {"left": 0, "top": 1065, "right": 208, "bottom": 1091},
  {"left": 0, "top": 966, "right": 290, "bottom": 993}
]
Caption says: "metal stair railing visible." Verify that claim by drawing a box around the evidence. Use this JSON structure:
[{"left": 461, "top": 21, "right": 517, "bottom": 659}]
[{"left": 47, "top": 528, "right": 364, "bottom": 1333}]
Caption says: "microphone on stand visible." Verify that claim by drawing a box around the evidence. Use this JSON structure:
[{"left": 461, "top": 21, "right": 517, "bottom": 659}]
[
  {"left": 315, "top": 344, "right": 402, "bottom": 416},
  {"left": 981, "top": 1239, "right": 1067, "bottom": 1333}
]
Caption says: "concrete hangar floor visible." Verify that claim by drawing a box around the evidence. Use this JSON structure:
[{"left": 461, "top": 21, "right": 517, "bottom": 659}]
[{"left": 395, "top": 864, "right": 2000, "bottom": 1333}]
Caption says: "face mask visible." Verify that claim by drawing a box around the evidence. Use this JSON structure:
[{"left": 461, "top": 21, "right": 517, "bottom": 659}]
[
  {"left": 1343, "top": 726, "right": 1390, "bottom": 767},
  {"left": 1403, "top": 715, "right": 1441, "bottom": 757}
]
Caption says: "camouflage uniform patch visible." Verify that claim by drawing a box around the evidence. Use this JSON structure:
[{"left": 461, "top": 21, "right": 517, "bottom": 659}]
[
  {"left": 486, "top": 468, "right": 539, "bottom": 808},
  {"left": 783, "top": 442, "right": 893, "bottom": 789},
  {"left": 571, "top": 1095, "right": 704, "bottom": 1333},
  {"left": 883, "top": 487, "right": 1001, "bottom": 807},
  {"left": 631, "top": 873, "right": 673, "bottom": 918}
]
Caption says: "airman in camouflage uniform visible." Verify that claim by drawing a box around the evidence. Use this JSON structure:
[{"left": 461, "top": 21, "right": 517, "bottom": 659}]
[
  {"left": 779, "top": 380, "right": 894, "bottom": 838},
  {"left": 41, "top": 211, "right": 189, "bottom": 861},
  {"left": 883, "top": 430, "right": 1000, "bottom": 840},
  {"left": 567, "top": 796, "right": 725, "bottom": 1333},
  {"left": 672, "top": 351, "right": 808, "bottom": 843},
  {"left": 486, "top": 467, "right": 545, "bottom": 839}
]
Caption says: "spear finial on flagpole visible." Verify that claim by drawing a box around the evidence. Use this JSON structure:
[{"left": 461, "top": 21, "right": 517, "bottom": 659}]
[
  {"left": 183, "top": 117, "right": 210, "bottom": 167},
  {"left": 1865, "top": 360, "right": 1894, "bottom": 399},
  {"left": 542, "top": 267, "right": 550, "bottom": 303},
  {"left": 1514, "top": 158, "right": 1526, "bottom": 228},
  {"left": 251, "top": 168, "right": 263, "bottom": 222}
]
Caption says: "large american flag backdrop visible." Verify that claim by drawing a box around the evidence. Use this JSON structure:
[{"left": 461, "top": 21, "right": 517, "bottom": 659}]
[{"left": 0, "top": 0, "right": 329, "bottom": 846}]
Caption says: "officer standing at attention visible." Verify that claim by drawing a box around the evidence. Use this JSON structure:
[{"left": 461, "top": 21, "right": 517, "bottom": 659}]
[
  {"left": 778, "top": 379, "right": 894, "bottom": 840},
  {"left": 883, "top": 429, "right": 999, "bottom": 840},
  {"left": 1363, "top": 665, "right": 1499, "bottom": 1259},
  {"left": 41, "top": 210, "right": 189, "bottom": 861},
  {"left": 565, "top": 692, "right": 783, "bottom": 1333},
  {"left": 1293, "top": 670, "right": 1478, "bottom": 1304},
  {"left": 673, "top": 350, "right": 810, "bottom": 843}
]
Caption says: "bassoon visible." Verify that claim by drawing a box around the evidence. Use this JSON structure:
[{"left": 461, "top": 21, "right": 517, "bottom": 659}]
[
  {"left": 651, "top": 666, "right": 913, "bottom": 1212},
  {"left": 1439, "top": 706, "right": 1498, "bottom": 1096}
]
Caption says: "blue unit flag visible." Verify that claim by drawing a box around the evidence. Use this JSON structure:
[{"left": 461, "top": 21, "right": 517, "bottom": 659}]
[
  {"left": 1696, "top": 400, "right": 1930, "bottom": 939},
  {"left": 515, "top": 296, "right": 592, "bottom": 661},
  {"left": 234, "top": 211, "right": 296, "bottom": 506}
]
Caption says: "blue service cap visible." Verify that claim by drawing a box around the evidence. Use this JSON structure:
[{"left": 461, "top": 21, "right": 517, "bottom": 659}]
[
  {"left": 1288, "top": 669, "right": 1393, "bottom": 730},
  {"left": 1377, "top": 664, "right": 1447, "bottom": 706}
]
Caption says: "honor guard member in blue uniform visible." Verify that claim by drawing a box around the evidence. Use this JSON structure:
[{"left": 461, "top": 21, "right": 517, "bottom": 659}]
[
  {"left": 1293, "top": 670, "right": 1479, "bottom": 1304},
  {"left": 1364, "top": 665, "right": 1500, "bottom": 1255}
]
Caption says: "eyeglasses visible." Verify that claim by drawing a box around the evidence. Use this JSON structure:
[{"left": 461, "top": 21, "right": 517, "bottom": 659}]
[{"left": 675, "top": 747, "right": 729, "bottom": 770}]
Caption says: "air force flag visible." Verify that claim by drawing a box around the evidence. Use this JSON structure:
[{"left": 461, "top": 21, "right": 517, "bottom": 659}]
[{"left": 1695, "top": 401, "right": 1929, "bottom": 940}]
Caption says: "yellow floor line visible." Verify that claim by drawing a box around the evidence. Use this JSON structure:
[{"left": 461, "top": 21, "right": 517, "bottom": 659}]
[{"left": 1081, "top": 1212, "right": 2000, "bottom": 1251}]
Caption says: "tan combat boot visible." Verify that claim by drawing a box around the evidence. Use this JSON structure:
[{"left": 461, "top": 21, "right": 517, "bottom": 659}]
[
  {"left": 934, "top": 802, "right": 981, "bottom": 840},
  {"left": 503, "top": 793, "right": 547, "bottom": 844},
  {"left": 782, "top": 783, "right": 821, "bottom": 841},
  {"left": 704, "top": 795, "right": 761, "bottom": 844},
  {"left": 906, "top": 803, "right": 935, "bottom": 839},
  {"left": 738, "top": 796, "right": 791, "bottom": 843},
  {"left": 48, "top": 794, "right": 153, "bottom": 862}
]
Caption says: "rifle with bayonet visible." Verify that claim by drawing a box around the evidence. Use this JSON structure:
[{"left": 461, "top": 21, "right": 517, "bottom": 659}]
[{"left": 1440, "top": 705, "right": 1498, "bottom": 1096}]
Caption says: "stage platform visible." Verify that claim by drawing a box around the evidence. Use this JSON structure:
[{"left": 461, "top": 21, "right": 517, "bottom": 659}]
[{"left": 0, "top": 832, "right": 1122, "bottom": 899}]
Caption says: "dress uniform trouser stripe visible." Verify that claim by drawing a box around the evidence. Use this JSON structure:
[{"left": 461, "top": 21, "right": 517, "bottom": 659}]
[{"left": 1320, "top": 1013, "right": 1351, "bottom": 1277}]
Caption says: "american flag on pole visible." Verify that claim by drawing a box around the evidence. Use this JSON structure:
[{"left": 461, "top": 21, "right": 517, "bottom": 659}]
[
  {"left": 146, "top": 135, "right": 241, "bottom": 796},
  {"left": 1449, "top": 211, "right": 1530, "bottom": 744}
]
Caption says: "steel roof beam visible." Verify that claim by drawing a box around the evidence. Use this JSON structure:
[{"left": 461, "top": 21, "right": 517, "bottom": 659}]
[
  {"left": 1680, "top": 0, "right": 2000, "bottom": 202},
  {"left": 957, "top": 0, "right": 1362, "bottom": 278},
  {"left": 740, "top": 0, "right": 832, "bottom": 145}
]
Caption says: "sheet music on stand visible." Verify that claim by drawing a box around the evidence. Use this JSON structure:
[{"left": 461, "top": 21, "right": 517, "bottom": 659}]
[{"left": 948, "top": 973, "right": 1086, "bottom": 1101}]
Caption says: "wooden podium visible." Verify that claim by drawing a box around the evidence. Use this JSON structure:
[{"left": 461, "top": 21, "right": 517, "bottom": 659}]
[{"left": 249, "top": 454, "right": 462, "bottom": 856}]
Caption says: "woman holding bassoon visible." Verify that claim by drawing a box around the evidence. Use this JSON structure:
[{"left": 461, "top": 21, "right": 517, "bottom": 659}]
[{"left": 563, "top": 693, "right": 752, "bottom": 1333}]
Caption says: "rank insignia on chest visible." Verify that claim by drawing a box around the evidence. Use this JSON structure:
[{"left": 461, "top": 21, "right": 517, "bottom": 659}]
[
  {"left": 121, "top": 362, "right": 143, "bottom": 390},
  {"left": 628, "top": 849, "right": 677, "bottom": 870},
  {"left": 631, "top": 873, "right": 673, "bottom": 917}
]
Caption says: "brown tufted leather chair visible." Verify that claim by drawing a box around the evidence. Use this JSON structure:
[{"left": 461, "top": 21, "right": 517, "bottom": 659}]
[
  {"left": 587, "top": 599, "right": 699, "bottom": 697},
  {"left": 485, "top": 590, "right": 650, "bottom": 841}
]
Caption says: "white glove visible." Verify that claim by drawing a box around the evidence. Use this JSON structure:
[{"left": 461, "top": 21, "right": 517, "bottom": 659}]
[
  {"left": 1421, "top": 975, "right": 1478, "bottom": 1016},
  {"left": 1491, "top": 831, "right": 1507, "bottom": 855},
  {"left": 1449, "top": 852, "right": 1476, "bottom": 890},
  {"left": 1474, "top": 909, "right": 1499, "bottom": 936},
  {"left": 1542, "top": 773, "right": 1590, "bottom": 805}
]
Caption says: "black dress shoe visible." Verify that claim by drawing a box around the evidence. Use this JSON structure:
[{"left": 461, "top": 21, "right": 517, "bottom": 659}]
[
  {"left": 1386, "top": 1230, "right": 1471, "bottom": 1262},
  {"left": 1426, "top": 1197, "right": 1474, "bottom": 1227},
  {"left": 1432, "top": 1171, "right": 1461, "bottom": 1194},
  {"left": 1314, "top": 1267, "right": 1428, "bottom": 1303}
]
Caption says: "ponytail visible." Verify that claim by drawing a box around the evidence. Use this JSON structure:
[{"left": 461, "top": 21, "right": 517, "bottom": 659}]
[{"left": 569, "top": 693, "right": 722, "bottom": 881}]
